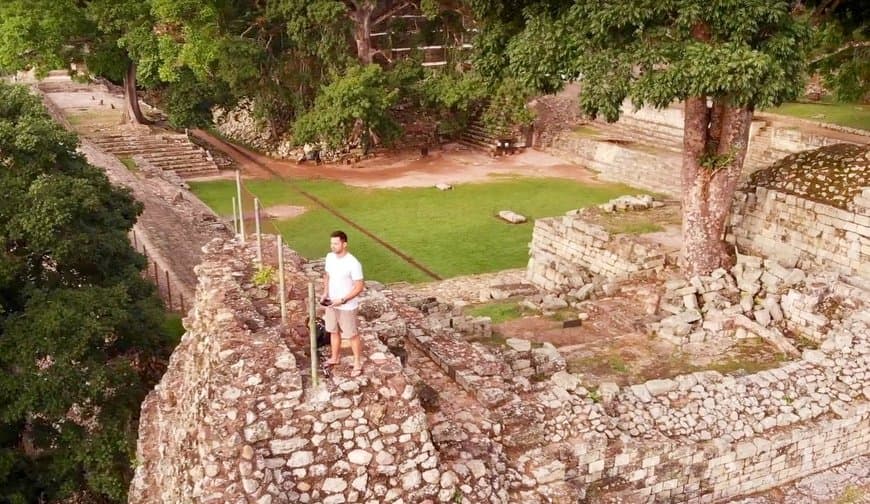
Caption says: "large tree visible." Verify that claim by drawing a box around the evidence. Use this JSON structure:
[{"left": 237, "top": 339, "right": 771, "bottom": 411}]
[
  {"left": 472, "top": 0, "right": 811, "bottom": 275},
  {"left": 0, "top": 83, "right": 173, "bottom": 502},
  {"left": 804, "top": 0, "right": 869, "bottom": 102},
  {"left": 0, "top": 0, "right": 157, "bottom": 124}
]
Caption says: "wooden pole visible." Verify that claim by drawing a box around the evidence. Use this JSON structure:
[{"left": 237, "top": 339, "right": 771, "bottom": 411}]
[
  {"left": 254, "top": 197, "right": 262, "bottom": 264},
  {"left": 231, "top": 196, "right": 238, "bottom": 236},
  {"left": 308, "top": 282, "right": 318, "bottom": 386},
  {"left": 165, "top": 270, "right": 172, "bottom": 310},
  {"left": 236, "top": 170, "right": 245, "bottom": 243},
  {"left": 277, "top": 235, "right": 287, "bottom": 324}
]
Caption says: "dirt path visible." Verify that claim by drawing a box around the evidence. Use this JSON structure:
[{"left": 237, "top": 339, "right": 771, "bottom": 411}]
[{"left": 192, "top": 128, "right": 605, "bottom": 188}]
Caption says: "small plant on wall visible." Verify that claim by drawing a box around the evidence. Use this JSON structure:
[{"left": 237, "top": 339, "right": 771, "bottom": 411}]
[{"left": 252, "top": 265, "right": 276, "bottom": 287}]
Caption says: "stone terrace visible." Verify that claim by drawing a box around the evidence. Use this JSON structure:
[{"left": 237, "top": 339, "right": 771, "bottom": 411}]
[
  {"left": 89, "top": 132, "right": 221, "bottom": 179},
  {"left": 131, "top": 230, "right": 869, "bottom": 503},
  {"left": 541, "top": 100, "right": 870, "bottom": 198}
]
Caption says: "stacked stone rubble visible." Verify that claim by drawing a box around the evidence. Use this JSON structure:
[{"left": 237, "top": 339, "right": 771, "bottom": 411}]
[
  {"left": 527, "top": 211, "right": 669, "bottom": 292},
  {"left": 130, "top": 238, "right": 447, "bottom": 503}
]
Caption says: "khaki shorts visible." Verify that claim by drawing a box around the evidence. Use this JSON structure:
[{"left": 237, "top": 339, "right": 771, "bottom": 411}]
[{"left": 324, "top": 307, "right": 359, "bottom": 337}]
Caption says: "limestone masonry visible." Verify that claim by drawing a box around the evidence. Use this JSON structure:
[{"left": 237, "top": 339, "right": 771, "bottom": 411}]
[{"left": 133, "top": 211, "right": 869, "bottom": 502}]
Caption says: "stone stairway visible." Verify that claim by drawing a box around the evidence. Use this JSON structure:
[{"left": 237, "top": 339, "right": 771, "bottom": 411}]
[
  {"left": 593, "top": 115, "right": 684, "bottom": 154},
  {"left": 744, "top": 123, "right": 787, "bottom": 172},
  {"left": 88, "top": 132, "right": 221, "bottom": 178},
  {"left": 459, "top": 117, "right": 526, "bottom": 154}
]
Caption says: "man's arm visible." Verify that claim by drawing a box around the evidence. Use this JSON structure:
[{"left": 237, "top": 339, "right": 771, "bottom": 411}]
[{"left": 337, "top": 279, "right": 365, "bottom": 305}]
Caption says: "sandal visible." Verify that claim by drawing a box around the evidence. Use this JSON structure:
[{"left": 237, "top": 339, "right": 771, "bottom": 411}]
[
  {"left": 323, "top": 359, "right": 340, "bottom": 368},
  {"left": 350, "top": 367, "right": 363, "bottom": 377}
]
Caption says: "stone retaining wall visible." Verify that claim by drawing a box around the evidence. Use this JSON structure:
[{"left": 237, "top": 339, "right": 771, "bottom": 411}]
[
  {"left": 526, "top": 212, "right": 671, "bottom": 292},
  {"left": 544, "top": 102, "right": 870, "bottom": 197},
  {"left": 562, "top": 401, "right": 869, "bottom": 503},
  {"left": 730, "top": 186, "right": 870, "bottom": 281},
  {"left": 546, "top": 135, "right": 682, "bottom": 197}
]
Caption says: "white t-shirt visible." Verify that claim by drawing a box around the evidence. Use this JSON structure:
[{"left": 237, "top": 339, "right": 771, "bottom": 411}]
[{"left": 325, "top": 252, "right": 364, "bottom": 310}]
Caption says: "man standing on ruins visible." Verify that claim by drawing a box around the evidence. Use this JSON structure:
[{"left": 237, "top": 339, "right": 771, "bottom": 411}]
[{"left": 321, "top": 230, "right": 365, "bottom": 376}]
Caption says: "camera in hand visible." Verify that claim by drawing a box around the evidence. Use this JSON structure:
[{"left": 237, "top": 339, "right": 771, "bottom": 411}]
[{"left": 320, "top": 297, "right": 332, "bottom": 306}]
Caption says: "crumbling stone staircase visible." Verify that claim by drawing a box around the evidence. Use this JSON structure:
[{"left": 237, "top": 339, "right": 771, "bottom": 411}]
[
  {"left": 88, "top": 132, "right": 220, "bottom": 178},
  {"left": 460, "top": 116, "right": 527, "bottom": 154}
]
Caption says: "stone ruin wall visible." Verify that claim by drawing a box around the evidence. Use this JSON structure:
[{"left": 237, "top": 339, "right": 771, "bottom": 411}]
[
  {"left": 132, "top": 231, "right": 870, "bottom": 502},
  {"left": 526, "top": 210, "right": 671, "bottom": 294},
  {"left": 130, "top": 238, "right": 443, "bottom": 504},
  {"left": 514, "top": 149, "right": 870, "bottom": 501},
  {"left": 542, "top": 101, "right": 870, "bottom": 197},
  {"left": 546, "top": 134, "right": 683, "bottom": 197},
  {"left": 731, "top": 186, "right": 870, "bottom": 281}
]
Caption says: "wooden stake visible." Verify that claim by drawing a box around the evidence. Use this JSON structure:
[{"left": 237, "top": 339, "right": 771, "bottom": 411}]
[
  {"left": 165, "top": 270, "right": 172, "bottom": 310},
  {"left": 254, "top": 197, "right": 262, "bottom": 264},
  {"left": 236, "top": 170, "right": 245, "bottom": 243},
  {"left": 277, "top": 235, "right": 287, "bottom": 324},
  {"left": 308, "top": 282, "right": 318, "bottom": 386},
  {"left": 231, "top": 196, "right": 238, "bottom": 235}
]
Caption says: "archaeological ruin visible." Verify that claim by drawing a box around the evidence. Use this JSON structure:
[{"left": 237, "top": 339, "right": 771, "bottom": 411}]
[
  {"left": 128, "top": 143, "right": 869, "bottom": 502},
  {"left": 21, "top": 74, "right": 868, "bottom": 503}
]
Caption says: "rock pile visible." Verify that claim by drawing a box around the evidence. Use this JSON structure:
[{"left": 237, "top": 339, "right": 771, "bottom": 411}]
[
  {"left": 650, "top": 254, "right": 837, "bottom": 357},
  {"left": 213, "top": 100, "right": 299, "bottom": 159},
  {"left": 597, "top": 194, "right": 662, "bottom": 212}
]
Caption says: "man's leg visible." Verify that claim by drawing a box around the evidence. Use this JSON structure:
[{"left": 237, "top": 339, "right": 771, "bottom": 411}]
[
  {"left": 350, "top": 334, "right": 362, "bottom": 370},
  {"left": 330, "top": 331, "right": 342, "bottom": 364},
  {"left": 324, "top": 308, "right": 341, "bottom": 365}
]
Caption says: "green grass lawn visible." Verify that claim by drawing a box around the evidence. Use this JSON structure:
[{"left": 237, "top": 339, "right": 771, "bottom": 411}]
[
  {"left": 764, "top": 100, "right": 870, "bottom": 131},
  {"left": 190, "top": 176, "right": 640, "bottom": 283},
  {"left": 162, "top": 313, "right": 186, "bottom": 342}
]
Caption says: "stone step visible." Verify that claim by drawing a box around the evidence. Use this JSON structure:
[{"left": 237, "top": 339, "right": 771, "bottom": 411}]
[
  {"left": 596, "top": 122, "right": 684, "bottom": 152},
  {"left": 164, "top": 164, "right": 220, "bottom": 175},
  {"left": 461, "top": 129, "right": 496, "bottom": 144},
  {"left": 92, "top": 140, "right": 187, "bottom": 150},
  {"left": 173, "top": 168, "right": 220, "bottom": 178},
  {"left": 142, "top": 151, "right": 206, "bottom": 162},
  {"left": 151, "top": 160, "right": 219, "bottom": 172},
  {"left": 93, "top": 134, "right": 187, "bottom": 142},
  {"left": 104, "top": 147, "right": 192, "bottom": 157},
  {"left": 458, "top": 137, "right": 495, "bottom": 152}
]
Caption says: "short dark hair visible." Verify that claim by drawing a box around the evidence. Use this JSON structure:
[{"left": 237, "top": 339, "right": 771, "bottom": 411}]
[{"left": 330, "top": 230, "right": 348, "bottom": 243}]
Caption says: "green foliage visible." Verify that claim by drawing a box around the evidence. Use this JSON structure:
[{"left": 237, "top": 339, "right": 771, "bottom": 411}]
[
  {"left": 0, "top": 83, "right": 172, "bottom": 502},
  {"left": 805, "top": 0, "right": 869, "bottom": 102},
  {"left": 292, "top": 64, "right": 401, "bottom": 150},
  {"left": 252, "top": 266, "right": 276, "bottom": 287},
  {"left": 412, "top": 69, "right": 488, "bottom": 137},
  {"left": 161, "top": 69, "right": 231, "bottom": 128},
  {"left": 481, "top": 77, "right": 534, "bottom": 132},
  {"left": 0, "top": 0, "right": 155, "bottom": 81},
  {"left": 473, "top": 1, "right": 812, "bottom": 120}
]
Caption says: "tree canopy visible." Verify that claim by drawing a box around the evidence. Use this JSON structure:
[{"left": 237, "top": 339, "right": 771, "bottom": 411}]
[
  {"left": 0, "top": 82, "right": 174, "bottom": 503},
  {"left": 470, "top": 0, "right": 811, "bottom": 274},
  {"left": 805, "top": 0, "right": 869, "bottom": 102},
  {"left": 0, "top": 0, "right": 157, "bottom": 123}
]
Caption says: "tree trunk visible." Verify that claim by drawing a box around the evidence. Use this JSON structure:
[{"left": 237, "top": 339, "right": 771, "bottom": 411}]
[
  {"left": 681, "top": 97, "right": 753, "bottom": 276},
  {"left": 122, "top": 62, "right": 148, "bottom": 125},
  {"left": 350, "top": 3, "right": 375, "bottom": 64}
]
